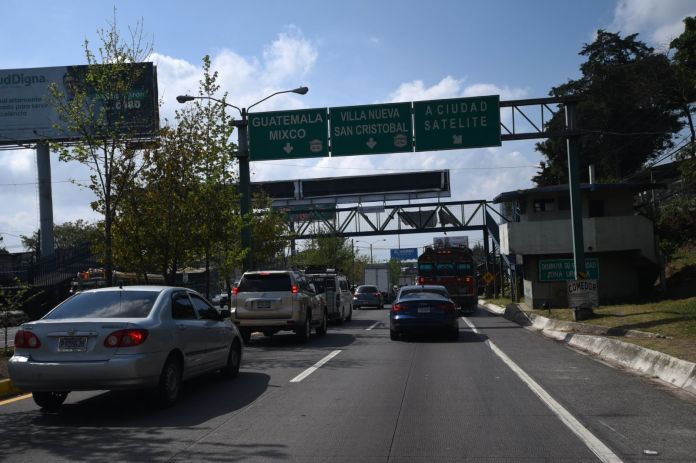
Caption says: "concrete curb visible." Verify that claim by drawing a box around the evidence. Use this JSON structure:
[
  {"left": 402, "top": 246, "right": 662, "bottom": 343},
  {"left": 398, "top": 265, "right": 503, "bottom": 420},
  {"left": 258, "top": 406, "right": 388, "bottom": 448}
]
[
  {"left": 477, "top": 299, "right": 696, "bottom": 397},
  {"left": 0, "top": 378, "right": 23, "bottom": 400}
]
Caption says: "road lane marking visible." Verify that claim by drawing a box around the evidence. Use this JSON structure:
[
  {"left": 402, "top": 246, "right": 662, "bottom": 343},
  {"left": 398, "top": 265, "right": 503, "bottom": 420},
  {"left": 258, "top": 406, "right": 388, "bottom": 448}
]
[
  {"left": 462, "top": 317, "right": 623, "bottom": 463},
  {"left": 0, "top": 393, "right": 31, "bottom": 406},
  {"left": 366, "top": 322, "right": 381, "bottom": 330},
  {"left": 290, "top": 350, "right": 342, "bottom": 383}
]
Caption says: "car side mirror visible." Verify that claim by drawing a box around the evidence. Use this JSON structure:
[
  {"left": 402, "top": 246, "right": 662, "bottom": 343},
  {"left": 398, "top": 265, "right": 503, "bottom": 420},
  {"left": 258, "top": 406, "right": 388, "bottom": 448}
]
[{"left": 220, "top": 309, "right": 231, "bottom": 319}]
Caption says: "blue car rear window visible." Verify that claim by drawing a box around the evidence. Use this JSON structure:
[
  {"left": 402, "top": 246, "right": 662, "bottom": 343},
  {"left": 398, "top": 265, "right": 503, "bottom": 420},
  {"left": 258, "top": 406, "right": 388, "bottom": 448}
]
[{"left": 45, "top": 291, "right": 159, "bottom": 319}]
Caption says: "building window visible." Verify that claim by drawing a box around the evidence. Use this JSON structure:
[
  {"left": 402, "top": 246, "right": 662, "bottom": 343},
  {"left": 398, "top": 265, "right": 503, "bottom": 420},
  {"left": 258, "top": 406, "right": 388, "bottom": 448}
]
[
  {"left": 589, "top": 200, "right": 605, "bottom": 217},
  {"left": 533, "top": 198, "right": 555, "bottom": 212}
]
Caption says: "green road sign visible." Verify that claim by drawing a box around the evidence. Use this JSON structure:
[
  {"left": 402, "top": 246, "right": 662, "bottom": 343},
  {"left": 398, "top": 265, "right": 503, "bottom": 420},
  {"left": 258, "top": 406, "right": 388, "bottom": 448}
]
[
  {"left": 248, "top": 108, "right": 329, "bottom": 161},
  {"left": 538, "top": 258, "right": 599, "bottom": 282},
  {"left": 330, "top": 102, "right": 413, "bottom": 156},
  {"left": 413, "top": 95, "right": 501, "bottom": 151}
]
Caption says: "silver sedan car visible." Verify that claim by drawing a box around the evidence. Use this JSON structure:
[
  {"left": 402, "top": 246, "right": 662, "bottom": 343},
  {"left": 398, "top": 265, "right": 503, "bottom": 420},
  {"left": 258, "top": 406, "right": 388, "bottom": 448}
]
[{"left": 9, "top": 286, "right": 243, "bottom": 410}]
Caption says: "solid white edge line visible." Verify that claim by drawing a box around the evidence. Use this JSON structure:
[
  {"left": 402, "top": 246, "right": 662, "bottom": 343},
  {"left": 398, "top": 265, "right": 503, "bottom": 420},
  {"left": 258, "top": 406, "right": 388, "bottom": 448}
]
[
  {"left": 366, "top": 322, "right": 381, "bottom": 330},
  {"left": 462, "top": 317, "right": 623, "bottom": 463},
  {"left": 290, "top": 350, "right": 342, "bottom": 383}
]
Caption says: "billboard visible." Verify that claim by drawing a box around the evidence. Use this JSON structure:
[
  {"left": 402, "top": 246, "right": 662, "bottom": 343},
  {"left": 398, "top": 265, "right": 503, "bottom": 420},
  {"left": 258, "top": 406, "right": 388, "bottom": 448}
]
[
  {"left": 390, "top": 248, "right": 418, "bottom": 260},
  {"left": 0, "top": 63, "right": 159, "bottom": 145},
  {"left": 433, "top": 236, "right": 469, "bottom": 248}
]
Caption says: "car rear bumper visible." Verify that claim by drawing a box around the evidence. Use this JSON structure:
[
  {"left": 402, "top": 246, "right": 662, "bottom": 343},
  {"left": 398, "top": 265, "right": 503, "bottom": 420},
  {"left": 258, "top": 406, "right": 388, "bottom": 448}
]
[
  {"left": 233, "top": 315, "right": 305, "bottom": 332},
  {"left": 391, "top": 315, "right": 459, "bottom": 332},
  {"left": 8, "top": 352, "right": 164, "bottom": 391}
]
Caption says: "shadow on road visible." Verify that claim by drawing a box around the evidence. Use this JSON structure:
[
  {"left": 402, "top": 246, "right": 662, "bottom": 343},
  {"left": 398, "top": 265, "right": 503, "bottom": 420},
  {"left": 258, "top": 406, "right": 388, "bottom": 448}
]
[{"left": 0, "top": 372, "right": 274, "bottom": 461}]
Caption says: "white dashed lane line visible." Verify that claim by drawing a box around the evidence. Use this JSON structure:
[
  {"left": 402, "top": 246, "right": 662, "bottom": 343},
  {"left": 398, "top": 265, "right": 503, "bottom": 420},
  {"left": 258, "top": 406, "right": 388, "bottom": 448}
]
[{"left": 289, "top": 350, "right": 342, "bottom": 383}]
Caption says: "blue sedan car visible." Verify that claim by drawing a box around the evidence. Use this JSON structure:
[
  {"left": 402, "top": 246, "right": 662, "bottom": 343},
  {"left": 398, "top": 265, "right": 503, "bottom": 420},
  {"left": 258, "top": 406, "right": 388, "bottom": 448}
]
[{"left": 389, "top": 285, "right": 459, "bottom": 341}]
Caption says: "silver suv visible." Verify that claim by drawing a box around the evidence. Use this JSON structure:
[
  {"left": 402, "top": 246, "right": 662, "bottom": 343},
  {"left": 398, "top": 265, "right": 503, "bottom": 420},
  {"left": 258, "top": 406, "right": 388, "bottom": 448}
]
[{"left": 231, "top": 270, "right": 326, "bottom": 344}]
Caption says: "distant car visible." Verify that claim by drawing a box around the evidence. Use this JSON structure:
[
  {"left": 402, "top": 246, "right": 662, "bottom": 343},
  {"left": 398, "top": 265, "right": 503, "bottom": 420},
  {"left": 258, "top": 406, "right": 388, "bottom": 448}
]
[
  {"left": 389, "top": 286, "right": 459, "bottom": 341},
  {"left": 9, "top": 286, "right": 243, "bottom": 410},
  {"left": 353, "top": 285, "right": 384, "bottom": 310},
  {"left": 231, "top": 270, "right": 326, "bottom": 344}
]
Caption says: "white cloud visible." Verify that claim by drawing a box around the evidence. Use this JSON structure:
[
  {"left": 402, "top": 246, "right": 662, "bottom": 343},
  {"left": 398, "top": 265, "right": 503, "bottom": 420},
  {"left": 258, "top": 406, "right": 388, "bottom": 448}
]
[
  {"left": 610, "top": 0, "right": 696, "bottom": 47},
  {"left": 151, "top": 26, "right": 317, "bottom": 123},
  {"left": 388, "top": 76, "right": 528, "bottom": 103}
]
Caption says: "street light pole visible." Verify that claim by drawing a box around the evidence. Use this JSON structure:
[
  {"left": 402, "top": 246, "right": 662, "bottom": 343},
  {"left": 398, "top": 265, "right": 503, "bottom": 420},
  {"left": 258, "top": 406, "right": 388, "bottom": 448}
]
[
  {"left": 177, "top": 87, "right": 308, "bottom": 272},
  {"left": 356, "top": 239, "right": 387, "bottom": 264}
]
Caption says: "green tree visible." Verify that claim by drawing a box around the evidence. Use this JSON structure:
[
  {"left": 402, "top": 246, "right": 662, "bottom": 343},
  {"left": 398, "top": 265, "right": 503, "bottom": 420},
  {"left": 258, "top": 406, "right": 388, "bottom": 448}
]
[
  {"left": 177, "top": 56, "right": 238, "bottom": 297},
  {"left": 111, "top": 127, "right": 199, "bottom": 283},
  {"left": 0, "top": 279, "right": 36, "bottom": 353},
  {"left": 250, "top": 194, "right": 290, "bottom": 269},
  {"left": 670, "top": 16, "right": 696, "bottom": 158},
  {"left": 20, "top": 220, "right": 100, "bottom": 254},
  {"left": 47, "top": 12, "right": 153, "bottom": 285},
  {"left": 388, "top": 259, "right": 402, "bottom": 286},
  {"left": 533, "top": 30, "right": 682, "bottom": 185},
  {"left": 290, "top": 234, "right": 355, "bottom": 273}
]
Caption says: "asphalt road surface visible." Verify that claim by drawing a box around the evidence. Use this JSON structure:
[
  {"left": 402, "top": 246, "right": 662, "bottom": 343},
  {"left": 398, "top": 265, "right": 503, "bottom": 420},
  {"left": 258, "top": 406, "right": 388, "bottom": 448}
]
[{"left": 1, "top": 307, "right": 696, "bottom": 462}]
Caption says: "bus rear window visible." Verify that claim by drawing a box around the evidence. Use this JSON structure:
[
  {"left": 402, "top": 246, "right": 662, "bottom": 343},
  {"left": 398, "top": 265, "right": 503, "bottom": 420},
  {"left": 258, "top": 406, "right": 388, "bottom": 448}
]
[
  {"left": 418, "top": 263, "right": 435, "bottom": 275},
  {"left": 456, "top": 263, "right": 473, "bottom": 275}
]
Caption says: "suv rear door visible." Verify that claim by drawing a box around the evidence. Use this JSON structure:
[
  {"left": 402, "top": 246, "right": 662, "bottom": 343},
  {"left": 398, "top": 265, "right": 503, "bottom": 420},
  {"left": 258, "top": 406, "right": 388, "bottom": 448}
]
[{"left": 234, "top": 272, "right": 296, "bottom": 320}]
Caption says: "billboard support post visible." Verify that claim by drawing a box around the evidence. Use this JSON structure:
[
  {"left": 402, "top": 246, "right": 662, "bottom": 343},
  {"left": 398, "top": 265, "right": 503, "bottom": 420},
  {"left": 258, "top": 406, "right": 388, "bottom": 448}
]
[{"left": 36, "top": 142, "right": 54, "bottom": 258}]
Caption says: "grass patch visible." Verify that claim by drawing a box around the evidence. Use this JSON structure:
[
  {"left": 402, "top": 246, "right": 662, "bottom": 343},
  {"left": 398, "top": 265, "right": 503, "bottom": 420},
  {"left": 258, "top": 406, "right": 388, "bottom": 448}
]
[
  {"left": 483, "top": 297, "right": 513, "bottom": 308},
  {"left": 528, "top": 297, "right": 696, "bottom": 364}
]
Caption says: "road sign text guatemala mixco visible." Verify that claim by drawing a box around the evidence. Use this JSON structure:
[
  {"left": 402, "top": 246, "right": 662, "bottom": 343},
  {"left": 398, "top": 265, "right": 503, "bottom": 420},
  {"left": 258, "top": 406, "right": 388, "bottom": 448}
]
[
  {"left": 249, "top": 108, "right": 329, "bottom": 161},
  {"left": 247, "top": 95, "right": 500, "bottom": 160}
]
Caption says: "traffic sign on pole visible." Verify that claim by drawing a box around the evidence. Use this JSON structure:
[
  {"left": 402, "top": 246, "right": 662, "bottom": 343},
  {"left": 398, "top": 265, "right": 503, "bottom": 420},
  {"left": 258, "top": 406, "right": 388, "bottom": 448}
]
[
  {"left": 248, "top": 108, "right": 329, "bottom": 161},
  {"left": 330, "top": 102, "right": 413, "bottom": 156},
  {"left": 413, "top": 95, "right": 501, "bottom": 151}
]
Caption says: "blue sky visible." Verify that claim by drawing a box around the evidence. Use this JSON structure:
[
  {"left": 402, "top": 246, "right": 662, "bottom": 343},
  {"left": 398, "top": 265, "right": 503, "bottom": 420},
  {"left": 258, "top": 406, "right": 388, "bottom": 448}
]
[{"left": 1, "top": 0, "right": 694, "bottom": 261}]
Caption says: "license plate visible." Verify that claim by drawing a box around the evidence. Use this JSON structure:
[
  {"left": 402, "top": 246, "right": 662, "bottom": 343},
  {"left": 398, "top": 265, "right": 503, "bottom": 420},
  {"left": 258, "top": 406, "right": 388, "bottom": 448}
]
[
  {"left": 256, "top": 300, "right": 271, "bottom": 309},
  {"left": 58, "top": 336, "right": 88, "bottom": 352},
  {"left": 417, "top": 307, "right": 430, "bottom": 313}
]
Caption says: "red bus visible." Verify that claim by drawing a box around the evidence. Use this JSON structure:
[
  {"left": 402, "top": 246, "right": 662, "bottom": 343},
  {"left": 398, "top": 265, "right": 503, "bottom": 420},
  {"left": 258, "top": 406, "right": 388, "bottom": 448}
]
[{"left": 417, "top": 245, "right": 477, "bottom": 313}]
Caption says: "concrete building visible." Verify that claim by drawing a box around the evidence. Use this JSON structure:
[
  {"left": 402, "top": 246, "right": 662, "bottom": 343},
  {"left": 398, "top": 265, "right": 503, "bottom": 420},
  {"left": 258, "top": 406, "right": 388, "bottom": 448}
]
[{"left": 493, "top": 183, "right": 661, "bottom": 309}]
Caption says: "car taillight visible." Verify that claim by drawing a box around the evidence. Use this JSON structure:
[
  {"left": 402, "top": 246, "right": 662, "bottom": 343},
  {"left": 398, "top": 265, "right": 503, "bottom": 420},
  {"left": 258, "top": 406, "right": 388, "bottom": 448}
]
[
  {"left": 465, "top": 276, "right": 473, "bottom": 283},
  {"left": 292, "top": 285, "right": 299, "bottom": 294},
  {"left": 14, "top": 330, "right": 41, "bottom": 348},
  {"left": 104, "top": 329, "right": 149, "bottom": 348},
  {"left": 233, "top": 286, "right": 239, "bottom": 295},
  {"left": 436, "top": 302, "right": 456, "bottom": 311},
  {"left": 418, "top": 277, "right": 424, "bottom": 284},
  {"left": 374, "top": 292, "right": 381, "bottom": 297},
  {"left": 392, "top": 303, "right": 403, "bottom": 312}
]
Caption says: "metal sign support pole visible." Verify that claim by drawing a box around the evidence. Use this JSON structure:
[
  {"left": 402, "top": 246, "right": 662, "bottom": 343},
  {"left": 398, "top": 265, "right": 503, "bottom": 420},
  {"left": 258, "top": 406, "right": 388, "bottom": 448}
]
[
  {"left": 36, "top": 142, "right": 55, "bottom": 258},
  {"left": 235, "top": 108, "right": 252, "bottom": 271},
  {"left": 565, "top": 102, "right": 586, "bottom": 279}
]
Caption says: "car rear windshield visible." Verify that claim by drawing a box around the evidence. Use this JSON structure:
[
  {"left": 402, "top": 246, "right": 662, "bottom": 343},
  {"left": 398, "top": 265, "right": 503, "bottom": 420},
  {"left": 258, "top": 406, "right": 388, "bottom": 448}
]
[
  {"left": 238, "top": 273, "right": 292, "bottom": 292},
  {"left": 44, "top": 291, "right": 159, "bottom": 319},
  {"left": 357, "top": 286, "right": 379, "bottom": 293},
  {"left": 400, "top": 288, "right": 449, "bottom": 298}
]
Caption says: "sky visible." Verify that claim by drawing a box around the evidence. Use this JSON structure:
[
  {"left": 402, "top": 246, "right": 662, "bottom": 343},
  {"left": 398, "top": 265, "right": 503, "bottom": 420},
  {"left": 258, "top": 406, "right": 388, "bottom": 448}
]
[{"left": 1, "top": 0, "right": 694, "bottom": 262}]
